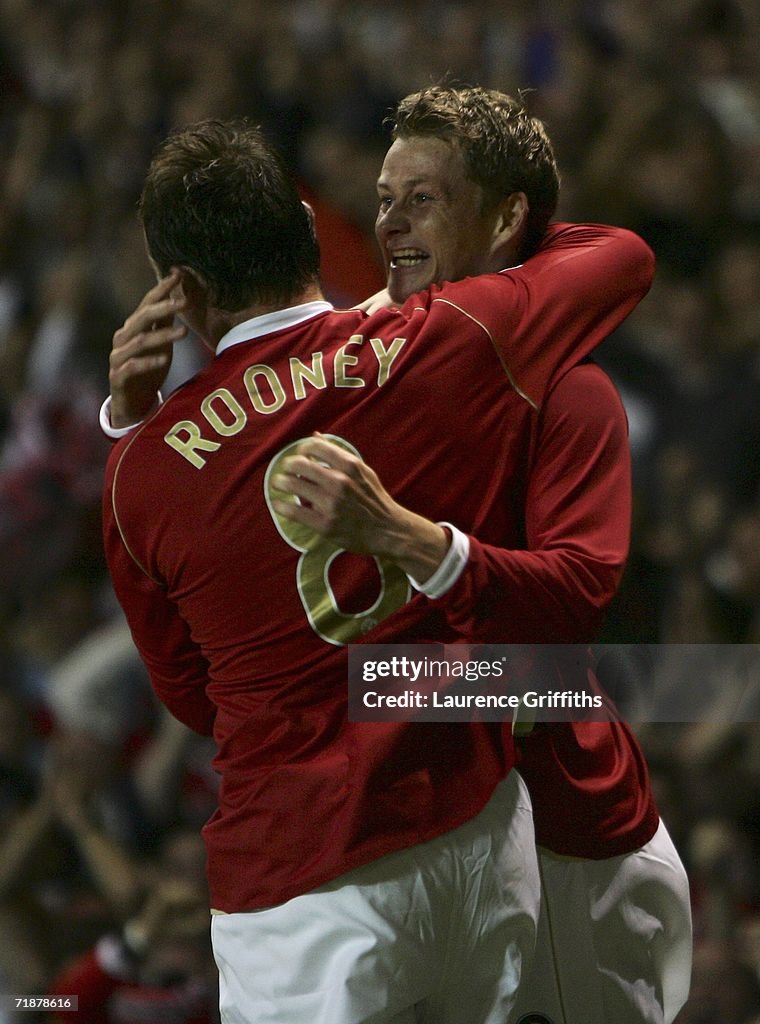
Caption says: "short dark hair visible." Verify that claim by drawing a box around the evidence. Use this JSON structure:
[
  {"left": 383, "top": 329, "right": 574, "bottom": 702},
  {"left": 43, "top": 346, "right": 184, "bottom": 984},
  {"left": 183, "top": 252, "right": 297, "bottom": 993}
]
[
  {"left": 391, "top": 85, "right": 559, "bottom": 257},
  {"left": 139, "top": 119, "right": 320, "bottom": 312}
]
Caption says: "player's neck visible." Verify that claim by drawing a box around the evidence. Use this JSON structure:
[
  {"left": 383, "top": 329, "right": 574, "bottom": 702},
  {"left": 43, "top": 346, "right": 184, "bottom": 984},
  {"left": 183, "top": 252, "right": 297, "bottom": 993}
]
[{"left": 204, "top": 281, "right": 326, "bottom": 347}]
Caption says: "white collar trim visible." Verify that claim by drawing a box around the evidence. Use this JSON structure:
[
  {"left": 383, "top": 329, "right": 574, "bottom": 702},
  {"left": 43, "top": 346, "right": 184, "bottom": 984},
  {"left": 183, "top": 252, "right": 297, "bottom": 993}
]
[{"left": 216, "top": 301, "right": 334, "bottom": 355}]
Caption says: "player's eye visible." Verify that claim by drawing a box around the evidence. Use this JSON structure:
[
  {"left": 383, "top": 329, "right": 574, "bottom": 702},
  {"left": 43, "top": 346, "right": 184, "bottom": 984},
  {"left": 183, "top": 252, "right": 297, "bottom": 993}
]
[
  {"left": 378, "top": 196, "right": 393, "bottom": 210},
  {"left": 413, "top": 192, "right": 433, "bottom": 204}
]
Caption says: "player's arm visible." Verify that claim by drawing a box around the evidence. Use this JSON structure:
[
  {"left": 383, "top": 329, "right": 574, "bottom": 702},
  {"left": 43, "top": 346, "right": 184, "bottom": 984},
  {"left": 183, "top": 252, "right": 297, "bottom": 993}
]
[
  {"left": 102, "top": 457, "right": 215, "bottom": 735},
  {"left": 274, "top": 364, "right": 631, "bottom": 640},
  {"left": 437, "top": 223, "right": 654, "bottom": 403},
  {"left": 432, "top": 362, "right": 631, "bottom": 641},
  {"left": 270, "top": 433, "right": 449, "bottom": 586}
]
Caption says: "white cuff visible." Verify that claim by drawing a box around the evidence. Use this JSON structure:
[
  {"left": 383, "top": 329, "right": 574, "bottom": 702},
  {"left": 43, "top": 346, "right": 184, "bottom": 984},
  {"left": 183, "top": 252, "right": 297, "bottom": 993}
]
[
  {"left": 408, "top": 523, "right": 470, "bottom": 599},
  {"left": 99, "top": 393, "right": 162, "bottom": 439}
]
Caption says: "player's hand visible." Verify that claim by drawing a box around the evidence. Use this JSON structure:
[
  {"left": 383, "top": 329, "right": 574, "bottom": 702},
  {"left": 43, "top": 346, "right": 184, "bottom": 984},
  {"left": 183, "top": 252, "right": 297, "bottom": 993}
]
[
  {"left": 270, "top": 434, "right": 448, "bottom": 580},
  {"left": 108, "top": 270, "right": 188, "bottom": 429},
  {"left": 271, "top": 434, "right": 401, "bottom": 556},
  {"left": 354, "top": 287, "right": 396, "bottom": 315}
]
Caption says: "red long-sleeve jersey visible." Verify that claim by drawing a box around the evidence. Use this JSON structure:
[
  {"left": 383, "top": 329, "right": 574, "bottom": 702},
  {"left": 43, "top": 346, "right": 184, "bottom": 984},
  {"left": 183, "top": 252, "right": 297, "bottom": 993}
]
[
  {"left": 454, "top": 362, "right": 658, "bottom": 857},
  {"left": 103, "top": 224, "right": 654, "bottom": 909},
  {"left": 353, "top": 360, "right": 658, "bottom": 858}
]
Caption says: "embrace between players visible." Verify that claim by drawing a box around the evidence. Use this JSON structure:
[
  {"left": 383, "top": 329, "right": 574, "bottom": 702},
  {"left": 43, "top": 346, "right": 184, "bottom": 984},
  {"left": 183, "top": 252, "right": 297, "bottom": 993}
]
[{"left": 101, "top": 85, "right": 692, "bottom": 1024}]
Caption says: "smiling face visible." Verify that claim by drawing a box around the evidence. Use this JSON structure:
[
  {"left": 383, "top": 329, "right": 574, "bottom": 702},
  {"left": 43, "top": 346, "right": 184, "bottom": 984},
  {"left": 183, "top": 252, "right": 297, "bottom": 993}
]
[{"left": 375, "top": 136, "right": 506, "bottom": 303}]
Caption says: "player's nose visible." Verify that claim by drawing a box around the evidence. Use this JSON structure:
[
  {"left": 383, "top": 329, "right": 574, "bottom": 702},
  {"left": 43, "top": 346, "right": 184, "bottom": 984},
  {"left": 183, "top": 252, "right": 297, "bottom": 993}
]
[{"left": 376, "top": 201, "right": 411, "bottom": 240}]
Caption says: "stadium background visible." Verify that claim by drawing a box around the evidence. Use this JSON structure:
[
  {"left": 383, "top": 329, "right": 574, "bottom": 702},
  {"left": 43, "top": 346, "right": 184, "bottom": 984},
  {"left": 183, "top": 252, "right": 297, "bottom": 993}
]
[{"left": 0, "top": 0, "right": 757, "bottom": 1020}]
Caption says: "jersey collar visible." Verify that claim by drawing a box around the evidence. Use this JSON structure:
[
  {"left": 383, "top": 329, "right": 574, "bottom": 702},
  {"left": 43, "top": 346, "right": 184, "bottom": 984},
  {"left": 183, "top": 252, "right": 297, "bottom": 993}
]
[{"left": 216, "top": 301, "right": 334, "bottom": 356}]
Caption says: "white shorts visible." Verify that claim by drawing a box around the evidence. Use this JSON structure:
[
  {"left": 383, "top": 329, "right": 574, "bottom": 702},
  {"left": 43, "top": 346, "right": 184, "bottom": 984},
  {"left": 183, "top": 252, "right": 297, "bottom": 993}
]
[
  {"left": 211, "top": 771, "right": 539, "bottom": 1024},
  {"left": 510, "top": 818, "right": 693, "bottom": 1024}
]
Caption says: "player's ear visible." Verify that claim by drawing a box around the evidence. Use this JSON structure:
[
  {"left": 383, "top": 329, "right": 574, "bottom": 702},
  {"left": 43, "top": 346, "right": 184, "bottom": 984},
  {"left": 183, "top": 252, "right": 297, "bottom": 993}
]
[
  {"left": 175, "top": 264, "right": 210, "bottom": 304},
  {"left": 492, "top": 192, "right": 528, "bottom": 245},
  {"left": 489, "top": 192, "right": 528, "bottom": 265}
]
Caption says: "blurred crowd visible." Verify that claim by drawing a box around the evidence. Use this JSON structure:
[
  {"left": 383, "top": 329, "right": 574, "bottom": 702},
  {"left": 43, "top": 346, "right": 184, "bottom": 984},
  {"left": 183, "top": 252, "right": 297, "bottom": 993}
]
[{"left": 0, "top": 0, "right": 758, "bottom": 1021}]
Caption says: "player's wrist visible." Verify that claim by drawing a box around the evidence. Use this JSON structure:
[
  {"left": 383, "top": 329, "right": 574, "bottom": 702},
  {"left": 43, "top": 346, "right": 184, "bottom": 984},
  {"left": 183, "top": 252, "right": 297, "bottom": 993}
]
[
  {"left": 381, "top": 511, "right": 449, "bottom": 583},
  {"left": 408, "top": 523, "right": 469, "bottom": 598},
  {"left": 100, "top": 392, "right": 163, "bottom": 438},
  {"left": 110, "top": 393, "right": 160, "bottom": 429}
]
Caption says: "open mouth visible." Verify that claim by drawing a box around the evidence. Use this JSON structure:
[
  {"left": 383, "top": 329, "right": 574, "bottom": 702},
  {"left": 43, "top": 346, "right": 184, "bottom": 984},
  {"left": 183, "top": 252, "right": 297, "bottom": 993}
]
[{"left": 390, "top": 249, "right": 429, "bottom": 269}]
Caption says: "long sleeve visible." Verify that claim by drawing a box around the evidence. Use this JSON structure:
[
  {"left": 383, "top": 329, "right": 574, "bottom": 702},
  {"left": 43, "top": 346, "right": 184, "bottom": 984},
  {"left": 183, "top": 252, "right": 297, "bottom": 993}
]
[
  {"left": 432, "top": 222, "right": 655, "bottom": 409},
  {"left": 434, "top": 361, "right": 631, "bottom": 643},
  {"left": 511, "top": 225, "right": 655, "bottom": 391},
  {"left": 102, "top": 457, "right": 216, "bottom": 736}
]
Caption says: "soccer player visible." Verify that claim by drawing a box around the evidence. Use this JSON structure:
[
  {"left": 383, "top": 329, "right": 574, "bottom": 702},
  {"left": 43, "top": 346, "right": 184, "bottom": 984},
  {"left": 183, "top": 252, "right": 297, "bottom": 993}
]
[
  {"left": 102, "top": 115, "right": 654, "bottom": 1023},
  {"left": 283, "top": 86, "right": 693, "bottom": 1024}
]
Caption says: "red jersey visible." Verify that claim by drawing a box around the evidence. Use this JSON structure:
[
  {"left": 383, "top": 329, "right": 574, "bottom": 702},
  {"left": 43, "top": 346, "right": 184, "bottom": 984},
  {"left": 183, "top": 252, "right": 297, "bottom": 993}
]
[
  {"left": 514, "top": 366, "right": 659, "bottom": 857},
  {"left": 103, "top": 224, "right": 654, "bottom": 909},
  {"left": 423, "top": 361, "right": 659, "bottom": 856}
]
